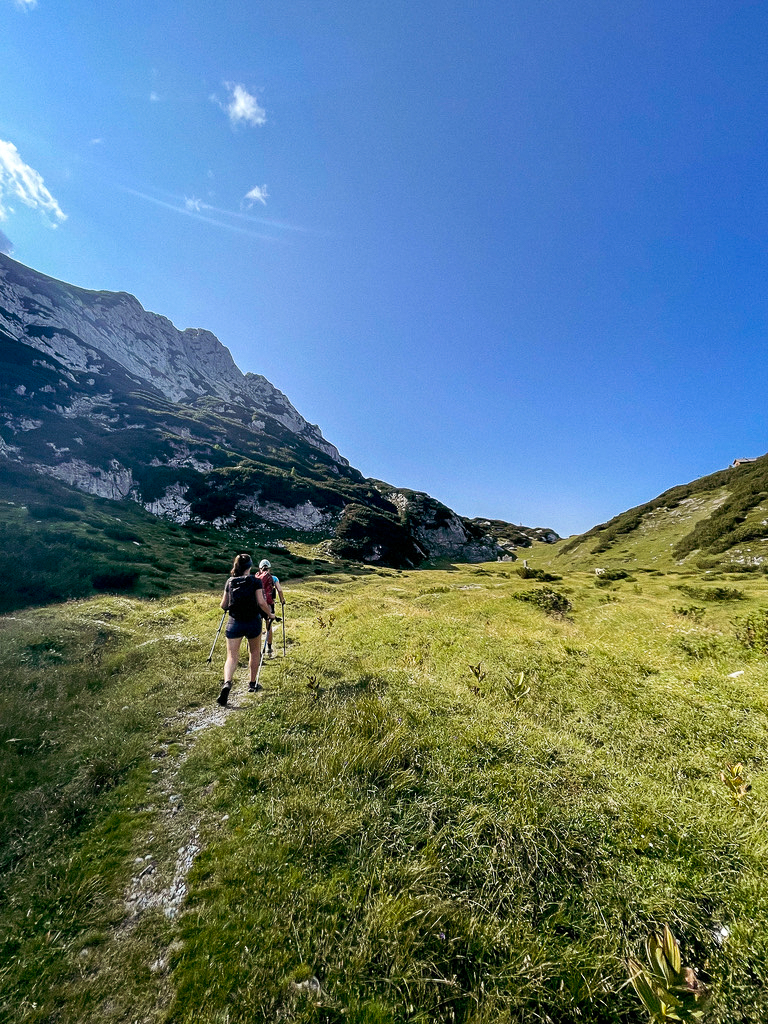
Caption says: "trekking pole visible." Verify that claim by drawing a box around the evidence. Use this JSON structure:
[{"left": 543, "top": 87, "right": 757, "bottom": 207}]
[
  {"left": 281, "top": 601, "right": 286, "bottom": 657},
  {"left": 207, "top": 612, "right": 226, "bottom": 664},
  {"left": 253, "top": 625, "right": 271, "bottom": 690}
]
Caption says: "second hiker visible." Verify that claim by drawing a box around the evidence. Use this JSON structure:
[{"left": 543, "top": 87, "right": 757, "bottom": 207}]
[{"left": 257, "top": 558, "right": 285, "bottom": 657}]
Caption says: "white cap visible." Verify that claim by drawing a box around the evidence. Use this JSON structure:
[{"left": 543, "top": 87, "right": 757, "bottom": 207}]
[{"left": 259, "top": 559, "right": 271, "bottom": 569}]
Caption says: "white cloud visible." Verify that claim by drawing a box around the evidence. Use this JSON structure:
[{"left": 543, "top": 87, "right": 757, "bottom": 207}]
[
  {"left": 14, "top": 0, "right": 37, "bottom": 9},
  {"left": 244, "top": 184, "right": 268, "bottom": 207},
  {"left": 219, "top": 83, "right": 266, "bottom": 128},
  {"left": 149, "top": 91, "right": 160, "bottom": 103},
  {"left": 0, "top": 227, "right": 13, "bottom": 254},
  {"left": 185, "top": 196, "right": 204, "bottom": 212},
  {"left": 0, "top": 140, "right": 66, "bottom": 227}
]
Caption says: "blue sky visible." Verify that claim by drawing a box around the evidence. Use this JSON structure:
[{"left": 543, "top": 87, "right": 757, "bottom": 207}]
[{"left": 2, "top": 0, "right": 767, "bottom": 536}]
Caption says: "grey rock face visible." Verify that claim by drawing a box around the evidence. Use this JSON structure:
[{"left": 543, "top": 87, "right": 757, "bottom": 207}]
[
  {"left": 0, "top": 254, "right": 345, "bottom": 464},
  {"left": 386, "top": 489, "right": 508, "bottom": 562},
  {"left": 41, "top": 458, "right": 136, "bottom": 500}
]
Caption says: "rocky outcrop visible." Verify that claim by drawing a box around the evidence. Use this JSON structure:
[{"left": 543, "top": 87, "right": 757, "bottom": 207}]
[
  {"left": 144, "top": 483, "right": 193, "bottom": 522},
  {"left": 0, "top": 254, "right": 344, "bottom": 463},
  {"left": 465, "top": 517, "right": 560, "bottom": 549},
  {"left": 41, "top": 458, "right": 135, "bottom": 501},
  {"left": 384, "top": 489, "right": 509, "bottom": 562},
  {"left": 235, "top": 496, "right": 339, "bottom": 531}
]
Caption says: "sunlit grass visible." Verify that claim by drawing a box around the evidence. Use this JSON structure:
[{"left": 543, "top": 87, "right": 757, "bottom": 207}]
[{"left": 1, "top": 565, "right": 768, "bottom": 1022}]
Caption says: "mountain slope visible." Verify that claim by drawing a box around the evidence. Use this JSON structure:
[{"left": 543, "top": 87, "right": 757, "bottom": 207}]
[
  {"left": 530, "top": 455, "right": 768, "bottom": 573},
  {"left": 0, "top": 255, "right": 557, "bottom": 580},
  {"left": 0, "top": 253, "right": 341, "bottom": 460}
]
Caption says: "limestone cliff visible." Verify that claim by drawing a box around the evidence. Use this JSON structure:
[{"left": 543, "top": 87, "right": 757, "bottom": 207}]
[{"left": 0, "top": 254, "right": 343, "bottom": 463}]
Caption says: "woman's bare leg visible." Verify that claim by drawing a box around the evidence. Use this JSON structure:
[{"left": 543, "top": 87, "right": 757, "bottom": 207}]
[{"left": 224, "top": 636, "right": 242, "bottom": 683}]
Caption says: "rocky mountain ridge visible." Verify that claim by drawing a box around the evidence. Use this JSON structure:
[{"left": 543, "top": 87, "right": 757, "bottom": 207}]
[
  {"left": 0, "top": 254, "right": 342, "bottom": 462},
  {"left": 0, "top": 254, "right": 558, "bottom": 567}
]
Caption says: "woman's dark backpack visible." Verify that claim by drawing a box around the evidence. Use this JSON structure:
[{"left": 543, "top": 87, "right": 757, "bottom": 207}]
[{"left": 228, "top": 575, "right": 259, "bottom": 619}]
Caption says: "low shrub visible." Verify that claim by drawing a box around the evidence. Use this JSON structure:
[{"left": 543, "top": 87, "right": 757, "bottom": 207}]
[
  {"left": 516, "top": 566, "right": 561, "bottom": 582},
  {"left": 103, "top": 525, "right": 143, "bottom": 543},
  {"left": 26, "top": 503, "right": 81, "bottom": 522},
  {"left": 677, "top": 584, "right": 745, "bottom": 602},
  {"left": 733, "top": 609, "right": 768, "bottom": 653},
  {"left": 673, "top": 631, "right": 728, "bottom": 660},
  {"left": 513, "top": 587, "right": 572, "bottom": 617},
  {"left": 672, "top": 605, "right": 705, "bottom": 621},
  {"left": 91, "top": 568, "right": 139, "bottom": 591}
]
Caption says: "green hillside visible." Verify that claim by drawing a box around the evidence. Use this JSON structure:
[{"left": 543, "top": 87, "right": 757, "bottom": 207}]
[
  {"left": 528, "top": 455, "right": 768, "bottom": 575},
  {"left": 0, "top": 464, "right": 361, "bottom": 614},
  {"left": 2, "top": 561, "right": 768, "bottom": 1022}
]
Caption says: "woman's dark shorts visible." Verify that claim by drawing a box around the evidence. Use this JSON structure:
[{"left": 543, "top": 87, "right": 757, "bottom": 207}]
[{"left": 225, "top": 616, "right": 263, "bottom": 640}]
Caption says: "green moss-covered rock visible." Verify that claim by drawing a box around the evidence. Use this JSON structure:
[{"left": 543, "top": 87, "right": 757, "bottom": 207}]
[{"left": 328, "top": 504, "right": 423, "bottom": 568}]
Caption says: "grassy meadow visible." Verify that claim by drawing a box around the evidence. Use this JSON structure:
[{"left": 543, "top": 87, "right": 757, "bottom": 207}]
[{"left": 2, "top": 560, "right": 768, "bottom": 1023}]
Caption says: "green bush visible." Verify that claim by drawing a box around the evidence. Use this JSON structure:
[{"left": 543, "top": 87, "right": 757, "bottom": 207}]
[
  {"left": 733, "top": 609, "right": 768, "bottom": 653},
  {"left": 677, "top": 584, "right": 744, "bottom": 602},
  {"left": 91, "top": 568, "right": 139, "bottom": 592},
  {"left": 103, "top": 524, "right": 143, "bottom": 543},
  {"left": 513, "top": 587, "right": 572, "bottom": 617},
  {"left": 516, "top": 566, "right": 561, "bottom": 582},
  {"left": 672, "top": 605, "right": 705, "bottom": 621}
]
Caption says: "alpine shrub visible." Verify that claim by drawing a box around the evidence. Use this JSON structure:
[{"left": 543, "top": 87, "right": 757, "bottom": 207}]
[
  {"left": 516, "top": 566, "right": 561, "bottom": 582},
  {"left": 677, "top": 584, "right": 744, "bottom": 602},
  {"left": 513, "top": 588, "right": 572, "bottom": 617},
  {"left": 733, "top": 609, "right": 768, "bottom": 653}
]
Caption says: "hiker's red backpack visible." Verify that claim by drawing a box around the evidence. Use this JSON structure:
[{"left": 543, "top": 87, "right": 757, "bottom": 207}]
[{"left": 257, "top": 569, "right": 275, "bottom": 606}]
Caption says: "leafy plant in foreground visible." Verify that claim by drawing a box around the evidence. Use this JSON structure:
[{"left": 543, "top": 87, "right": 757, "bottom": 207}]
[
  {"left": 504, "top": 671, "right": 530, "bottom": 702},
  {"left": 306, "top": 674, "right": 323, "bottom": 699},
  {"left": 628, "top": 925, "right": 711, "bottom": 1022},
  {"left": 721, "top": 762, "right": 752, "bottom": 806},
  {"left": 468, "top": 661, "right": 486, "bottom": 696},
  {"left": 468, "top": 662, "right": 485, "bottom": 683}
]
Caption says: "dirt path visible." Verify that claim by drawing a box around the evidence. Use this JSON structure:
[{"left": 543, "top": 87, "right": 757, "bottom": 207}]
[{"left": 110, "top": 677, "right": 269, "bottom": 1015}]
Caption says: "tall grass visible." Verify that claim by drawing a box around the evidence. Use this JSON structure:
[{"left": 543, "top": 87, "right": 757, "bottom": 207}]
[{"left": 1, "top": 567, "right": 768, "bottom": 1022}]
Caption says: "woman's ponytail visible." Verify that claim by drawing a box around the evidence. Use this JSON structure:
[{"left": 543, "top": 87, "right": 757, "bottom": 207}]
[{"left": 231, "top": 553, "right": 253, "bottom": 577}]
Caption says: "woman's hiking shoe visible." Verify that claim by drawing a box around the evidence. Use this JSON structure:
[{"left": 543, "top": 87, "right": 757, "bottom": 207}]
[
  {"left": 248, "top": 681, "right": 263, "bottom": 693},
  {"left": 267, "top": 645, "right": 274, "bottom": 658},
  {"left": 216, "top": 683, "right": 231, "bottom": 707}
]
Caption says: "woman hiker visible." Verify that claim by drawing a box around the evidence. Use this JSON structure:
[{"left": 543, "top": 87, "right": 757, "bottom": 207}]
[
  {"left": 256, "top": 558, "right": 285, "bottom": 657},
  {"left": 217, "top": 553, "right": 275, "bottom": 707}
]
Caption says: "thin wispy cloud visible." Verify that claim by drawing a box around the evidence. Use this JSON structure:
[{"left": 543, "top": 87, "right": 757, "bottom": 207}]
[
  {"left": 244, "top": 184, "right": 268, "bottom": 207},
  {"left": 0, "top": 139, "right": 66, "bottom": 227},
  {"left": 122, "top": 182, "right": 313, "bottom": 237},
  {"left": 149, "top": 91, "right": 160, "bottom": 103},
  {"left": 215, "top": 83, "right": 266, "bottom": 128},
  {"left": 0, "top": 227, "right": 13, "bottom": 255},
  {"left": 124, "top": 186, "right": 286, "bottom": 242},
  {"left": 13, "top": 0, "right": 37, "bottom": 9}
]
